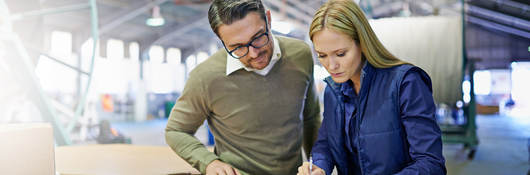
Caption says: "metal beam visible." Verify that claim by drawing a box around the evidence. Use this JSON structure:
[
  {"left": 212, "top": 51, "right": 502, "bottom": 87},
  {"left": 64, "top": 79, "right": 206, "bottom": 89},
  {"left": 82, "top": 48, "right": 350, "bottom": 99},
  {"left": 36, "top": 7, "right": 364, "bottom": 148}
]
[
  {"left": 287, "top": 0, "right": 317, "bottom": 16},
  {"left": 141, "top": 15, "right": 209, "bottom": 55},
  {"left": 467, "top": 47, "right": 514, "bottom": 60},
  {"left": 409, "top": 1, "right": 434, "bottom": 15},
  {"left": 467, "top": 15, "right": 530, "bottom": 39},
  {"left": 371, "top": 1, "right": 403, "bottom": 18},
  {"left": 167, "top": 31, "right": 213, "bottom": 48},
  {"left": 266, "top": 0, "right": 313, "bottom": 24},
  {"left": 466, "top": 4, "right": 530, "bottom": 32},
  {"left": 96, "top": 0, "right": 129, "bottom": 9},
  {"left": 38, "top": 52, "right": 90, "bottom": 76},
  {"left": 9, "top": 3, "right": 90, "bottom": 21},
  {"left": 308, "top": 0, "right": 322, "bottom": 8},
  {"left": 469, "top": 0, "right": 530, "bottom": 19}
]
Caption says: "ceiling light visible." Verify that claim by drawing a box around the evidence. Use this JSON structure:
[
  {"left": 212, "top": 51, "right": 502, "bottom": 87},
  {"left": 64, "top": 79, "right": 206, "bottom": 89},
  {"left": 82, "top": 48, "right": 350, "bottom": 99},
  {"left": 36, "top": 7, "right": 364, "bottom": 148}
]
[{"left": 146, "top": 5, "right": 165, "bottom": 27}]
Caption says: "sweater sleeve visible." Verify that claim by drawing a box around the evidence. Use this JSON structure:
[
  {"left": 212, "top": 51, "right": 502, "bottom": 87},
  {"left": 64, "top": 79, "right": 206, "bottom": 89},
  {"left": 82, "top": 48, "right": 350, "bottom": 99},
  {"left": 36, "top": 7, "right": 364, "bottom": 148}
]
[
  {"left": 165, "top": 72, "right": 219, "bottom": 174},
  {"left": 302, "top": 57, "right": 322, "bottom": 158},
  {"left": 395, "top": 68, "right": 446, "bottom": 175}
]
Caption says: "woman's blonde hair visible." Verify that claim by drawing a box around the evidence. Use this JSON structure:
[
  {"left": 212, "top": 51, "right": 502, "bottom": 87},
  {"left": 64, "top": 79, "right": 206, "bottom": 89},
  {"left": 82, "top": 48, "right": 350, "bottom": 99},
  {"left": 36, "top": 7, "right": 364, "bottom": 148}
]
[{"left": 309, "top": 0, "right": 408, "bottom": 68}]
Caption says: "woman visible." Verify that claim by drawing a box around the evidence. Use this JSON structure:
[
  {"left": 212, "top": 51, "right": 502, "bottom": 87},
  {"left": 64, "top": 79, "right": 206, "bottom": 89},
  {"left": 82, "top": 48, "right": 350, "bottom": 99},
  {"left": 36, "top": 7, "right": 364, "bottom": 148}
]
[{"left": 297, "top": 0, "right": 446, "bottom": 175}]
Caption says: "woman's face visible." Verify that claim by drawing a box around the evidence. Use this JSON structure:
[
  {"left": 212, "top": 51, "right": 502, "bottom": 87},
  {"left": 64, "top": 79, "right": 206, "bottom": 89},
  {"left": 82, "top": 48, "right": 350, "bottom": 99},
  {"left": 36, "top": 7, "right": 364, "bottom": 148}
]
[{"left": 312, "top": 28, "right": 362, "bottom": 83}]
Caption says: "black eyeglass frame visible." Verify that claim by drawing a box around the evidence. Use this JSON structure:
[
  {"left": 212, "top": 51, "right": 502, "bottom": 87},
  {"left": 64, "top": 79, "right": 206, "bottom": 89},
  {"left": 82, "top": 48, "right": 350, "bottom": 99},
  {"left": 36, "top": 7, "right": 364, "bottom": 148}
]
[{"left": 222, "top": 18, "right": 270, "bottom": 59}]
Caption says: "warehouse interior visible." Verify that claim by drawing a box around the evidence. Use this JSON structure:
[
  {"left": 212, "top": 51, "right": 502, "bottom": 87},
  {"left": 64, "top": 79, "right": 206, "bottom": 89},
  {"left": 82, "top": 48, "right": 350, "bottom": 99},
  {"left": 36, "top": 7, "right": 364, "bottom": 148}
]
[{"left": 0, "top": 0, "right": 529, "bottom": 174}]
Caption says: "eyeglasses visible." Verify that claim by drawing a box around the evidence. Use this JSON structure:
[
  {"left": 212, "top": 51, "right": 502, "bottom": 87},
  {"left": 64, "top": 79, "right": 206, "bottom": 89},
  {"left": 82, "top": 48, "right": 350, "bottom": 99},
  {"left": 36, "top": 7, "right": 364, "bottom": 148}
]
[{"left": 222, "top": 21, "right": 270, "bottom": 59}]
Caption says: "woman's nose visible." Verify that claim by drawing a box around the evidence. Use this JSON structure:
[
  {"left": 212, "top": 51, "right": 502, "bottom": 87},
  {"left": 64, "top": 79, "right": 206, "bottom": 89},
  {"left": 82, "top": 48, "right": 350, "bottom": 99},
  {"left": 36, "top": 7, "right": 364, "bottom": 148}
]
[{"left": 328, "top": 57, "right": 339, "bottom": 70}]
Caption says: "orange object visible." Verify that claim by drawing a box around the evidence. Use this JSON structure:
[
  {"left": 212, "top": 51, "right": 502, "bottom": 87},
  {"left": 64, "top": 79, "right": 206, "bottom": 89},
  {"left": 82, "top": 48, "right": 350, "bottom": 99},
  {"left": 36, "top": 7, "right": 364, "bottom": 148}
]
[
  {"left": 110, "top": 128, "right": 119, "bottom": 137},
  {"left": 102, "top": 94, "right": 114, "bottom": 112}
]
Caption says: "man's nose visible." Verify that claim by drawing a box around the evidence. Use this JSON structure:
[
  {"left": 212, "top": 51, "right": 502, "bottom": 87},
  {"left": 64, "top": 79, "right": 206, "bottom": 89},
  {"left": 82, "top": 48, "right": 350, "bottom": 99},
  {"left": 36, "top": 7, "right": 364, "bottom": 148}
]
[{"left": 247, "top": 46, "right": 260, "bottom": 58}]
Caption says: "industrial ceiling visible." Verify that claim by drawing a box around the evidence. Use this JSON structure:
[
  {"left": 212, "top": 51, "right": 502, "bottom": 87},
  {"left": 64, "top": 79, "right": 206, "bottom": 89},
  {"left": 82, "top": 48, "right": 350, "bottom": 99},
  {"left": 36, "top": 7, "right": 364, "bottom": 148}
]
[{"left": 3, "top": 0, "right": 529, "bottom": 69}]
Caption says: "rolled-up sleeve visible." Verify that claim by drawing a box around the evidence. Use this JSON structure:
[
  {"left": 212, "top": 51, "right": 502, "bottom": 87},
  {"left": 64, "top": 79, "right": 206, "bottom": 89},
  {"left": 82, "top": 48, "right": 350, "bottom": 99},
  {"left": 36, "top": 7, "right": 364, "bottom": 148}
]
[
  {"left": 165, "top": 72, "right": 219, "bottom": 174},
  {"left": 395, "top": 68, "right": 446, "bottom": 175}
]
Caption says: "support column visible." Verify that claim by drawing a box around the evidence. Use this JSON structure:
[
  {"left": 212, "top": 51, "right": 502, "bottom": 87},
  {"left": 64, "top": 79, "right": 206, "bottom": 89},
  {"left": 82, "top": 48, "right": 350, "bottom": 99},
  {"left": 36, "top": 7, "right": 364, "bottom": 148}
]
[
  {"left": 133, "top": 43, "right": 149, "bottom": 122},
  {"left": 72, "top": 33, "right": 84, "bottom": 103}
]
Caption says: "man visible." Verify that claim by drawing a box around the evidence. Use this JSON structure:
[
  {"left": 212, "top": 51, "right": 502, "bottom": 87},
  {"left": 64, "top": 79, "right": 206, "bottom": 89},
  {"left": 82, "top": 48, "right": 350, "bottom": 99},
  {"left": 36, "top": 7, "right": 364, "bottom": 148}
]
[{"left": 165, "top": 0, "right": 321, "bottom": 174}]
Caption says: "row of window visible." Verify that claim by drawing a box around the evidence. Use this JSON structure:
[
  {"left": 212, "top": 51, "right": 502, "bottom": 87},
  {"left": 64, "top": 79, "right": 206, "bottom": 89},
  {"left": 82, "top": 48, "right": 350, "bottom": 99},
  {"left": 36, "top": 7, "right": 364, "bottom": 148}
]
[{"left": 38, "top": 30, "right": 215, "bottom": 94}]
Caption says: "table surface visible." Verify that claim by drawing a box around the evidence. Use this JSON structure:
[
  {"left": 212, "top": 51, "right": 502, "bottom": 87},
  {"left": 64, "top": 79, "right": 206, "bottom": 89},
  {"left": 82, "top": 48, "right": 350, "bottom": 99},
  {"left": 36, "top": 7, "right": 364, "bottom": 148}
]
[{"left": 55, "top": 144, "right": 201, "bottom": 175}]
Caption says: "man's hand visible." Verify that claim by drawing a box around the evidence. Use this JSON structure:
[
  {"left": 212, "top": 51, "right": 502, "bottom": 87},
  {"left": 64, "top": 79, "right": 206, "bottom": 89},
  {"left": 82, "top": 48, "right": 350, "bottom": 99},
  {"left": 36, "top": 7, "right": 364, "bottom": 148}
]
[
  {"left": 206, "top": 160, "right": 241, "bottom": 175},
  {"left": 297, "top": 162, "right": 325, "bottom": 175}
]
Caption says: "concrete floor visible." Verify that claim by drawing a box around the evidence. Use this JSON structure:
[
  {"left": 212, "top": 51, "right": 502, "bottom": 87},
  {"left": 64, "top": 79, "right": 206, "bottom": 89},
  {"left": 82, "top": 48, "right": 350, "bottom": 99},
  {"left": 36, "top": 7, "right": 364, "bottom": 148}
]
[
  {"left": 443, "top": 113, "right": 530, "bottom": 175},
  {"left": 112, "top": 113, "right": 530, "bottom": 175}
]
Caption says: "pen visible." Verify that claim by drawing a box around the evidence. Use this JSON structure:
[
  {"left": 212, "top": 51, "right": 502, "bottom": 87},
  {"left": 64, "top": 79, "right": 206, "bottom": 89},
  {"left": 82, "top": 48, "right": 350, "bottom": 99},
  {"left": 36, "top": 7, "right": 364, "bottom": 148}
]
[{"left": 309, "top": 155, "right": 313, "bottom": 174}]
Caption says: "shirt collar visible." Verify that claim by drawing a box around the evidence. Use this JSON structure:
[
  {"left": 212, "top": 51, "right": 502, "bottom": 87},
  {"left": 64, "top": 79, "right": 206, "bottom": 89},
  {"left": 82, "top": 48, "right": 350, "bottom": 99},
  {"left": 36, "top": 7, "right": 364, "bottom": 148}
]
[
  {"left": 225, "top": 34, "right": 282, "bottom": 76},
  {"left": 340, "top": 80, "right": 356, "bottom": 98}
]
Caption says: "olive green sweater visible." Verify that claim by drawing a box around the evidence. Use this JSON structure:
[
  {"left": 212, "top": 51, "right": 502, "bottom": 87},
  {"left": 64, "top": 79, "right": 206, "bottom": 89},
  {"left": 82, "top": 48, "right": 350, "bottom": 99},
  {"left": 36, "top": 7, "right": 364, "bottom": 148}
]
[{"left": 165, "top": 36, "right": 321, "bottom": 175}]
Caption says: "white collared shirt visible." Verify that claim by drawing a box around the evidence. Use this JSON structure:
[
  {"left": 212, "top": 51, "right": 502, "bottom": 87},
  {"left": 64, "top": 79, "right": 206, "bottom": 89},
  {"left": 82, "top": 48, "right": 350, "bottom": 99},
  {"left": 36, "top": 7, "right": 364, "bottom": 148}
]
[{"left": 225, "top": 35, "right": 282, "bottom": 76}]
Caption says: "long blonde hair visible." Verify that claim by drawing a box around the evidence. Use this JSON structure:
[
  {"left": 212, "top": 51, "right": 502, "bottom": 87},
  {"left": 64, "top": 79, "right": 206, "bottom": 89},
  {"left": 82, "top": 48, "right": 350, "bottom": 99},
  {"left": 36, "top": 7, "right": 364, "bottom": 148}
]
[{"left": 309, "top": 0, "right": 408, "bottom": 68}]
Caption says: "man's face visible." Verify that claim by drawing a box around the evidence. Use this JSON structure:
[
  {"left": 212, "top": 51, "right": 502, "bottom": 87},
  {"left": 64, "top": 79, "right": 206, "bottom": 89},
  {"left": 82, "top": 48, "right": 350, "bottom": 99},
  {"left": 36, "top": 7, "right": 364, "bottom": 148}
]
[{"left": 218, "top": 11, "right": 273, "bottom": 70}]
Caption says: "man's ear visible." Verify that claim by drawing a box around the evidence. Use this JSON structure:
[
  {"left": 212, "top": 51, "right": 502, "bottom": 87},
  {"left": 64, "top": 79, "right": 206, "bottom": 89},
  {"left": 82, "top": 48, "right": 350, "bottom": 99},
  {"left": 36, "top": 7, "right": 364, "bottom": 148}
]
[{"left": 266, "top": 10, "right": 271, "bottom": 29}]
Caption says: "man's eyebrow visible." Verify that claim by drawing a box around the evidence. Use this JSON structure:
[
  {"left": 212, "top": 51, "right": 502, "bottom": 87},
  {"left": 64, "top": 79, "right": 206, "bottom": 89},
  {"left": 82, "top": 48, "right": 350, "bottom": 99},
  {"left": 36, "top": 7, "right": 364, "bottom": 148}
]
[{"left": 228, "top": 28, "right": 265, "bottom": 48}]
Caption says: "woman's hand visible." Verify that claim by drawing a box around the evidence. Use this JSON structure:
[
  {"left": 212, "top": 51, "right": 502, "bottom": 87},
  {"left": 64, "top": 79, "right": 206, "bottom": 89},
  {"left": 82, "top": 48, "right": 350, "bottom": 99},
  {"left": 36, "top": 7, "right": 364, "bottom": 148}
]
[
  {"left": 205, "top": 160, "right": 241, "bottom": 175},
  {"left": 297, "top": 162, "right": 325, "bottom": 175}
]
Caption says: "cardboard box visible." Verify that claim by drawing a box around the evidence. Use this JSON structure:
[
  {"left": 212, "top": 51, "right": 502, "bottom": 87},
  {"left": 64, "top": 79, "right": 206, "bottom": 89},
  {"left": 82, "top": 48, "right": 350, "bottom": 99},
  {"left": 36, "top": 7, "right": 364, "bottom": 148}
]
[
  {"left": 0, "top": 123, "right": 55, "bottom": 175},
  {"left": 56, "top": 144, "right": 201, "bottom": 175},
  {"left": 0, "top": 123, "right": 200, "bottom": 175}
]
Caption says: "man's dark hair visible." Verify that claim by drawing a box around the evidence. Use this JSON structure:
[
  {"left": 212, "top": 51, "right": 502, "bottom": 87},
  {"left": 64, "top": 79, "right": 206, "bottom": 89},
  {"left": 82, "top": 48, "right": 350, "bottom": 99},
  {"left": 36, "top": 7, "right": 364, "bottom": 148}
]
[{"left": 208, "top": 0, "right": 267, "bottom": 38}]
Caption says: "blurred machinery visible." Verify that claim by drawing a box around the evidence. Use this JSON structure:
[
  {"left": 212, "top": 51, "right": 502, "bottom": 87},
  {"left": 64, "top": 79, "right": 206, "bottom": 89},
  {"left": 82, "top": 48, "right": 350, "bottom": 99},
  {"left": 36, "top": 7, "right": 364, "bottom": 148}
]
[{"left": 96, "top": 120, "right": 131, "bottom": 144}]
